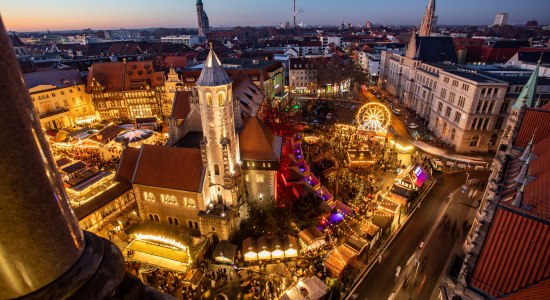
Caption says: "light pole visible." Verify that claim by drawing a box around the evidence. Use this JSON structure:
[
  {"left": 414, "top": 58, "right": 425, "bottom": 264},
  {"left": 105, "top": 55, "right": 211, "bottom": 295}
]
[{"left": 462, "top": 172, "right": 470, "bottom": 193}]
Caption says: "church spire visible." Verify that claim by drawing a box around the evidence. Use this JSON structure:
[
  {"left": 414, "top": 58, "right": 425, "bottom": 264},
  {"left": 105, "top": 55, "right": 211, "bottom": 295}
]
[
  {"left": 406, "top": 28, "right": 418, "bottom": 59},
  {"left": 520, "top": 130, "right": 536, "bottom": 162},
  {"left": 196, "top": 47, "right": 231, "bottom": 86},
  {"left": 512, "top": 58, "right": 540, "bottom": 111},
  {"left": 511, "top": 179, "right": 527, "bottom": 208},
  {"left": 515, "top": 152, "right": 531, "bottom": 186},
  {"left": 419, "top": 0, "right": 436, "bottom": 36}
]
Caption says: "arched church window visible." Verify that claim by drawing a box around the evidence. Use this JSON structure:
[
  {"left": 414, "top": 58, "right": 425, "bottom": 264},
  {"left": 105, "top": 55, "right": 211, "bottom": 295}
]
[
  {"left": 218, "top": 93, "right": 224, "bottom": 106},
  {"left": 470, "top": 135, "right": 480, "bottom": 147},
  {"left": 206, "top": 94, "right": 212, "bottom": 107},
  {"left": 214, "top": 164, "right": 220, "bottom": 176}
]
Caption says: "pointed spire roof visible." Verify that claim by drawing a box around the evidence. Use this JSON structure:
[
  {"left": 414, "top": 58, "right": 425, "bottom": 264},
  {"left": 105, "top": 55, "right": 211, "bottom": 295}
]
[
  {"left": 515, "top": 153, "right": 531, "bottom": 185},
  {"left": 197, "top": 0, "right": 203, "bottom": 5},
  {"left": 512, "top": 60, "right": 540, "bottom": 111},
  {"left": 196, "top": 46, "right": 231, "bottom": 87},
  {"left": 427, "top": 0, "right": 435, "bottom": 10},
  {"left": 520, "top": 130, "right": 536, "bottom": 162},
  {"left": 511, "top": 179, "right": 526, "bottom": 207}
]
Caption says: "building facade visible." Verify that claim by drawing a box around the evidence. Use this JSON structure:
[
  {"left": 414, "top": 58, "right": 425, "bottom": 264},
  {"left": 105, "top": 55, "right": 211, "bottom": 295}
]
[
  {"left": 87, "top": 60, "right": 165, "bottom": 121},
  {"left": 25, "top": 69, "right": 96, "bottom": 130},
  {"left": 493, "top": 13, "right": 509, "bottom": 26},
  {"left": 289, "top": 57, "right": 318, "bottom": 94},
  {"left": 160, "top": 35, "right": 201, "bottom": 46}
]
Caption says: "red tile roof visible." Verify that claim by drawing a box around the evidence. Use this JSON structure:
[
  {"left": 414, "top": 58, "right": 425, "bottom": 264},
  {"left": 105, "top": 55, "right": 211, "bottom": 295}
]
[
  {"left": 514, "top": 105, "right": 550, "bottom": 148},
  {"left": 239, "top": 117, "right": 282, "bottom": 161},
  {"left": 502, "top": 279, "right": 550, "bottom": 299},
  {"left": 470, "top": 207, "right": 550, "bottom": 298},
  {"left": 87, "top": 61, "right": 165, "bottom": 92},
  {"left": 132, "top": 145, "right": 205, "bottom": 192},
  {"left": 115, "top": 147, "right": 140, "bottom": 182},
  {"left": 162, "top": 55, "right": 188, "bottom": 69},
  {"left": 171, "top": 91, "right": 192, "bottom": 119},
  {"left": 521, "top": 135, "right": 550, "bottom": 219}
]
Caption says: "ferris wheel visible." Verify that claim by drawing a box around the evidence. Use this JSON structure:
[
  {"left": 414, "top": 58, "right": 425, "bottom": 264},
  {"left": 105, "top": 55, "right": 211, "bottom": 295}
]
[{"left": 356, "top": 103, "right": 392, "bottom": 132}]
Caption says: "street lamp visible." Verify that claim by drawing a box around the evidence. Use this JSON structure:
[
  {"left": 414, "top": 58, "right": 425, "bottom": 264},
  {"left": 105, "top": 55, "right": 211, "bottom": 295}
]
[{"left": 462, "top": 172, "right": 470, "bottom": 193}]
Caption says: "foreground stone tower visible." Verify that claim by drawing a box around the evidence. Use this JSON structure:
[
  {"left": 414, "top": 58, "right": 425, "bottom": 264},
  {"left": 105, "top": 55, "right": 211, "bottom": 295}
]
[
  {"left": 196, "top": 47, "right": 240, "bottom": 207},
  {"left": 0, "top": 17, "right": 170, "bottom": 299}
]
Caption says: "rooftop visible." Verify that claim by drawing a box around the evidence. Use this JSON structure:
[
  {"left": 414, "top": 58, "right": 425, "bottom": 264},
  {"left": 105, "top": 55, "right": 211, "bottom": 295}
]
[
  {"left": 470, "top": 206, "right": 550, "bottom": 297},
  {"left": 196, "top": 47, "right": 231, "bottom": 87},
  {"left": 171, "top": 90, "right": 193, "bottom": 120},
  {"left": 239, "top": 117, "right": 282, "bottom": 162},
  {"left": 132, "top": 145, "right": 205, "bottom": 193},
  {"left": 24, "top": 68, "right": 84, "bottom": 90}
]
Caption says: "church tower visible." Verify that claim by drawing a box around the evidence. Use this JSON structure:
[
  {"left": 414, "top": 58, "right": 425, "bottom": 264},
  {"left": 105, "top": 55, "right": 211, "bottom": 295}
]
[
  {"left": 500, "top": 60, "right": 540, "bottom": 150},
  {"left": 196, "top": 47, "right": 240, "bottom": 208},
  {"left": 196, "top": 0, "right": 209, "bottom": 37},
  {"left": 419, "top": 0, "right": 435, "bottom": 36}
]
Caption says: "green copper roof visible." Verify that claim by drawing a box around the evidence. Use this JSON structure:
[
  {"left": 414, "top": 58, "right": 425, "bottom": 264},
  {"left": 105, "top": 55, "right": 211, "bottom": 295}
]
[{"left": 512, "top": 63, "right": 539, "bottom": 111}]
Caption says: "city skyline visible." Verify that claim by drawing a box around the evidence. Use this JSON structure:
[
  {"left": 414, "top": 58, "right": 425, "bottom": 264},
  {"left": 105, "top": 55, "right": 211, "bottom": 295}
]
[{"left": 3, "top": 0, "right": 550, "bottom": 32}]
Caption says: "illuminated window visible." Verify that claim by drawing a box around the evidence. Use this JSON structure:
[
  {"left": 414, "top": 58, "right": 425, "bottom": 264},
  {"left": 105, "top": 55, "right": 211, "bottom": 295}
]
[
  {"left": 218, "top": 93, "right": 224, "bottom": 106},
  {"left": 161, "top": 194, "right": 177, "bottom": 205},
  {"left": 144, "top": 192, "right": 155, "bottom": 201},
  {"left": 245, "top": 174, "right": 250, "bottom": 182},
  {"left": 256, "top": 174, "right": 264, "bottom": 183},
  {"left": 207, "top": 94, "right": 212, "bottom": 106},
  {"left": 185, "top": 198, "right": 196, "bottom": 207}
]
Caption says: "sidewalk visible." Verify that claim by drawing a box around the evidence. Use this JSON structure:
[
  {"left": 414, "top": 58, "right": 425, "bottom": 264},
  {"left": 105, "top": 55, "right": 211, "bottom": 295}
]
[{"left": 428, "top": 187, "right": 483, "bottom": 300}]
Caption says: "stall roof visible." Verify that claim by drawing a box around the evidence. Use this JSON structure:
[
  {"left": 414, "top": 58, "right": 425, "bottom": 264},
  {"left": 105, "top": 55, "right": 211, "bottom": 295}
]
[
  {"left": 324, "top": 244, "right": 358, "bottom": 277},
  {"left": 68, "top": 170, "right": 112, "bottom": 193},
  {"left": 298, "top": 227, "right": 324, "bottom": 246},
  {"left": 213, "top": 241, "right": 237, "bottom": 262},
  {"left": 280, "top": 276, "right": 328, "bottom": 300},
  {"left": 60, "top": 161, "right": 87, "bottom": 175},
  {"left": 72, "top": 180, "right": 133, "bottom": 220}
]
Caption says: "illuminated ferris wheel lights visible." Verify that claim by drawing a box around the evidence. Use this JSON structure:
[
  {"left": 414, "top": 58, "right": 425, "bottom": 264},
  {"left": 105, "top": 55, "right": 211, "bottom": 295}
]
[{"left": 356, "top": 103, "right": 391, "bottom": 132}]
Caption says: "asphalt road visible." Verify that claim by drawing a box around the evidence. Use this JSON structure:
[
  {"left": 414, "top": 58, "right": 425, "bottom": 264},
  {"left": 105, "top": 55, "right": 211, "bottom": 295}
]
[{"left": 347, "top": 171, "right": 489, "bottom": 300}]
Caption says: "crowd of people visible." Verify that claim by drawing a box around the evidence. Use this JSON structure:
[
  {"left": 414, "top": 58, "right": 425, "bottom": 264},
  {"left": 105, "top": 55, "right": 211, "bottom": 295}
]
[
  {"left": 125, "top": 260, "right": 200, "bottom": 299},
  {"left": 52, "top": 145, "right": 120, "bottom": 170}
]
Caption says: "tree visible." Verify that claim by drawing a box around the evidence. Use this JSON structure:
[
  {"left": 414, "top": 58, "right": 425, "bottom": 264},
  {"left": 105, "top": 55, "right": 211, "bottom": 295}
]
[
  {"left": 349, "top": 62, "right": 370, "bottom": 90},
  {"left": 259, "top": 96, "right": 300, "bottom": 136},
  {"left": 292, "top": 193, "right": 324, "bottom": 229}
]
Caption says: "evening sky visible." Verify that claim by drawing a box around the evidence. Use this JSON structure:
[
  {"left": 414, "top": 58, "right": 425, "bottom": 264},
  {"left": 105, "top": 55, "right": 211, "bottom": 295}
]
[{"left": 3, "top": 0, "right": 549, "bottom": 31}]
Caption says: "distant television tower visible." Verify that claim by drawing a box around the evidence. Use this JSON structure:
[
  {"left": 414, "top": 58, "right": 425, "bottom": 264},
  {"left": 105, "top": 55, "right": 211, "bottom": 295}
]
[{"left": 293, "top": 0, "right": 296, "bottom": 28}]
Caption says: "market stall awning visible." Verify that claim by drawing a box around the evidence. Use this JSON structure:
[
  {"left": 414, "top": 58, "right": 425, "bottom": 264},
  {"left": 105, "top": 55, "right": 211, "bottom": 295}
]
[{"left": 213, "top": 241, "right": 237, "bottom": 264}]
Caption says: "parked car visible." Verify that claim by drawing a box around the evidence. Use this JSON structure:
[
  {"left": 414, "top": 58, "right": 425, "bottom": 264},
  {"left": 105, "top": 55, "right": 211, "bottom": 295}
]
[{"left": 430, "top": 158, "right": 444, "bottom": 172}]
